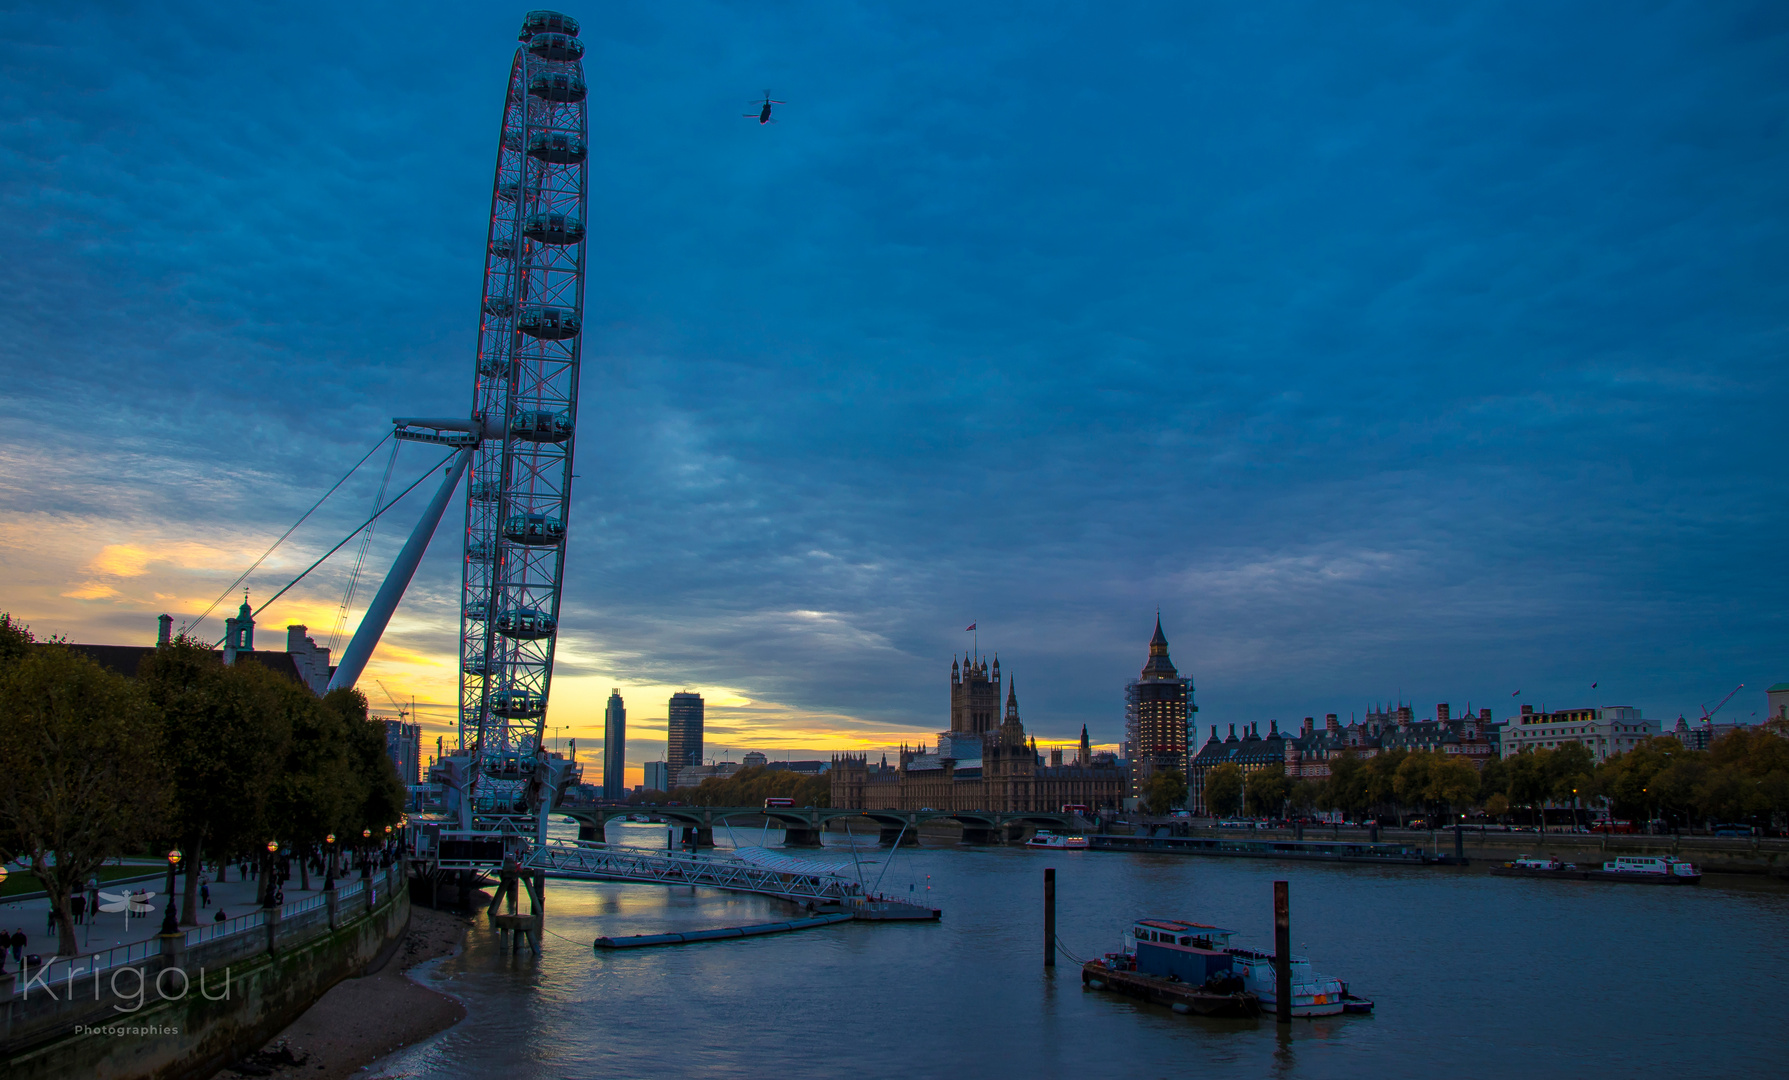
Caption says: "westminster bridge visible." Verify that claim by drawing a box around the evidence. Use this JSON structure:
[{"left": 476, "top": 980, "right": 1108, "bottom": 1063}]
[{"left": 561, "top": 806, "right": 1086, "bottom": 847}]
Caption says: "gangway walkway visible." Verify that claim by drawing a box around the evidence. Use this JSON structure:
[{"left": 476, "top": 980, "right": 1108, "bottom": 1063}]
[{"left": 521, "top": 840, "right": 864, "bottom": 904}]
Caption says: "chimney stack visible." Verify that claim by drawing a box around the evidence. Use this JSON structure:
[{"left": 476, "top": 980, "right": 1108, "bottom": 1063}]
[
  {"left": 157, "top": 614, "right": 172, "bottom": 646},
  {"left": 1437, "top": 703, "right": 1450, "bottom": 723}
]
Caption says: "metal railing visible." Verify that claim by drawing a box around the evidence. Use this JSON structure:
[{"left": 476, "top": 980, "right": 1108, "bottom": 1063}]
[
  {"left": 6, "top": 869, "right": 407, "bottom": 1000},
  {"left": 281, "top": 892, "right": 328, "bottom": 917},
  {"left": 7, "top": 937, "right": 160, "bottom": 999},
  {"left": 524, "top": 840, "right": 862, "bottom": 903},
  {"left": 183, "top": 909, "right": 265, "bottom": 947}
]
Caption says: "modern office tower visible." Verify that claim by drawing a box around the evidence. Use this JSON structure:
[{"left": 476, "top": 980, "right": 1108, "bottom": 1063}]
[
  {"left": 666, "top": 691, "right": 705, "bottom": 790},
  {"left": 644, "top": 761, "right": 669, "bottom": 792},
  {"left": 602, "top": 689, "right": 626, "bottom": 800}
]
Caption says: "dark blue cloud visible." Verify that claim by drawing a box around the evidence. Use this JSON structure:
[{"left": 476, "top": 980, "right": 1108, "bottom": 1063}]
[{"left": 1, "top": 1, "right": 1785, "bottom": 747}]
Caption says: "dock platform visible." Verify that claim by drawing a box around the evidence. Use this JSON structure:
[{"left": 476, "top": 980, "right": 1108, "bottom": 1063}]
[
  {"left": 1081, "top": 960, "right": 1260, "bottom": 1017},
  {"left": 594, "top": 913, "right": 853, "bottom": 949}
]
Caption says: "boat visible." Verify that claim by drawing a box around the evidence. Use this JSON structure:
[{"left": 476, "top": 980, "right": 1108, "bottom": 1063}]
[
  {"left": 1490, "top": 854, "right": 1700, "bottom": 885},
  {"left": 1027, "top": 831, "right": 1089, "bottom": 850},
  {"left": 1114, "top": 919, "right": 1371, "bottom": 1018}
]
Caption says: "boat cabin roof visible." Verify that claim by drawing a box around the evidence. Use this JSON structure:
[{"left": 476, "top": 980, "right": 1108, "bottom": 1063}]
[{"left": 1135, "top": 919, "right": 1233, "bottom": 934}]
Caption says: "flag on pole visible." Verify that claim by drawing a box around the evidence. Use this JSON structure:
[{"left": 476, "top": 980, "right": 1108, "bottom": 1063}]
[
  {"left": 1511, "top": 689, "right": 1521, "bottom": 696},
  {"left": 1591, "top": 682, "right": 1597, "bottom": 689},
  {"left": 965, "top": 623, "right": 976, "bottom": 631}
]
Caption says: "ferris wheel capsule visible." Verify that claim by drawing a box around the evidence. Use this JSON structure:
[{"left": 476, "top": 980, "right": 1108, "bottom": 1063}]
[
  {"left": 526, "top": 32, "right": 584, "bottom": 62},
  {"left": 529, "top": 72, "right": 587, "bottom": 104},
  {"left": 526, "top": 131, "right": 587, "bottom": 164},
  {"left": 517, "top": 306, "right": 580, "bottom": 339},
  {"left": 523, "top": 212, "right": 585, "bottom": 245},
  {"left": 503, "top": 513, "right": 565, "bottom": 546},
  {"left": 511, "top": 410, "right": 572, "bottom": 443},
  {"left": 520, "top": 11, "right": 581, "bottom": 39}
]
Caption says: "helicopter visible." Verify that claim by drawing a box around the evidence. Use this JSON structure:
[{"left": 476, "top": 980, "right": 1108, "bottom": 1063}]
[{"left": 744, "top": 91, "right": 786, "bottom": 125}]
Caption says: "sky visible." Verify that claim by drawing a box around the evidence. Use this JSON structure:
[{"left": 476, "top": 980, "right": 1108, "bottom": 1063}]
[{"left": 1, "top": 1, "right": 1785, "bottom": 786}]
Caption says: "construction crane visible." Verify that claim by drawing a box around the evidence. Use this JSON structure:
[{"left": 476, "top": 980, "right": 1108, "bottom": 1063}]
[
  {"left": 376, "top": 679, "right": 411, "bottom": 723},
  {"left": 1700, "top": 684, "right": 1743, "bottom": 722}
]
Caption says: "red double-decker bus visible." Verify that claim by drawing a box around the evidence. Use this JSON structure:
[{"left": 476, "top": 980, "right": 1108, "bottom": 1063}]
[{"left": 764, "top": 797, "right": 796, "bottom": 808}]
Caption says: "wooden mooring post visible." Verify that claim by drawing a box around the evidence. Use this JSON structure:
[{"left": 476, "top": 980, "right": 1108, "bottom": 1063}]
[
  {"left": 1043, "top": 867, "right": 1056, "bottom": 968},
  {"left": 1274, "top": 880, "right": 1291, "bottom": 1024}
]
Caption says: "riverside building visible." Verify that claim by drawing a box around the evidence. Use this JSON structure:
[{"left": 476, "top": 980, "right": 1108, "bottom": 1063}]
[
  {"left": 1503, "top": 705, "right": 1657, "bottom": 762},
  {"left": 1186, "top": 704, "right": 1506, "bottom": 816}
]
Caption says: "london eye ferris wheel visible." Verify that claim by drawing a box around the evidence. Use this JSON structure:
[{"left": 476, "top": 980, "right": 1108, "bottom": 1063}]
[{"left": 456, "top": 9, "right": 590, "bottom": 822}]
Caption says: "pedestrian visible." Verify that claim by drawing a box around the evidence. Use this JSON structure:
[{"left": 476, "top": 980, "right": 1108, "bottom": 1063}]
[
  {"left": 9, "top": 928, "right": 24, "bottom": 965},
  {"left": 200, "top": 881, "right": 210, "bottom": 908},
  {"left": 46, "top": 906, "right": 56, "bottom": 935},
  {"left": 213, "top": 909, "right": 226, "bottom": 923},
  {"left": 71, "top": 893, "right": 85, "bottom": 926}
]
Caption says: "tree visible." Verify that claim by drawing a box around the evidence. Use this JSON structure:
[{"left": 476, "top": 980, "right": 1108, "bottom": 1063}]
[
  {"left": 140, "top": 641, "right": 290, "bottom": 924},
  {"left": 1483, "top": 793, "right": 1511, "bottom": 820},
  {"left": 333, "top": 688, "right": 406, "bottom": 843},
  {"left": 1289, "top": 779, "right": 1322, "bottom": 816},
  {"left": 1141, "top": 769, "right": 1188, "bottom": 816},
  {"left": 1478, "top": 756, "right": 1510, "bottom": 805},
  {"left": 678, "top": 766, "right": 830, "bottom": 808},
  {"left": 1321, "top": 752, "right": 1371, "bottom": 818},
  {"left": 1506, "top": 750, "right": 1550, "bottom": 828},
  {"left": 0, "top": 643, "right": 166, "bottom": 955},
  {"left": 1393, "top": 752, "right": 1435, "bottom": 823},
  {"left": 1204, "top": 764, "right": 1243, "bottom": 817},
  {"left": 1427, "top": 756, "right": 1482, "bottom": 818},
  {"left": 267, "top": 684, "right": 357, "bottom": 891},
  {"left": 1244, "top": 770, "right": 1289, "bottom": 818}
]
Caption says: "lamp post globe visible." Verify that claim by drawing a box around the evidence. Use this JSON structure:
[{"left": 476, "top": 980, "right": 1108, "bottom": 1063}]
[{"left": 167, "top": 848, "right": 181, "bottom": 866}]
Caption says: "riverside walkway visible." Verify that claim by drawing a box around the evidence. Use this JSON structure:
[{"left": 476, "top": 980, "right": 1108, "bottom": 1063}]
[{"left": 0, "top": 861, "right": 365, "bottom": 992}]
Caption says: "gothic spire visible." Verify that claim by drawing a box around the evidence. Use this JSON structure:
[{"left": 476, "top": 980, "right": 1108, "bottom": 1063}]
[{"left": 1140, "top": 614, "right": 1178, "bottom": 680}]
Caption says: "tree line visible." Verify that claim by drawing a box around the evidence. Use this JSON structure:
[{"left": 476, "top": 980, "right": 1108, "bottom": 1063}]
[
  {"left": 0, "top": 615, "right": 405, "bottom": 956},
  {"left": 671, "top": 766, "right": 831, "bottom": 808},
  {"left": 1192, "top": 727, "right": 1789, "bottom": 829}
]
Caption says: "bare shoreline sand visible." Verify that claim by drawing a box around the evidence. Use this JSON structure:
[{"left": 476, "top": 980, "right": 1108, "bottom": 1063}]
[{"left": 215, "top": 904, "right": 475, "bottom": 1080}]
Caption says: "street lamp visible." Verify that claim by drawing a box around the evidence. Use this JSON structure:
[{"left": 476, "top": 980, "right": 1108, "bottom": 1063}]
[
  {"left": 163, "top": 847, "right": 182, "bottom": 910},
  {"left": 161, "top": 849, "right": 182, "bottom": 934},
  {"left": 324, "top": 833, "right": 337, "bottom": 888}
]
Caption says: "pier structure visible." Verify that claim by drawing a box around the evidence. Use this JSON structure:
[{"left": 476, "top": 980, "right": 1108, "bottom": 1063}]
[{"left": 523, "top": 840, "right": 863, "bottom": 904}]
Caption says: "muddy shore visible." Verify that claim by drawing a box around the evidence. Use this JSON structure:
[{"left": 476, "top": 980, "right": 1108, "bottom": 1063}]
[{"left": 214, "top": 904, "right": 475, "bottom": 1080}]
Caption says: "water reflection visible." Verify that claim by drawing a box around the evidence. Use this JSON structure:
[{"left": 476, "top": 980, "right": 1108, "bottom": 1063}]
[{"left": 375, "top": 827, "right": 1788, "bottom": 1080}]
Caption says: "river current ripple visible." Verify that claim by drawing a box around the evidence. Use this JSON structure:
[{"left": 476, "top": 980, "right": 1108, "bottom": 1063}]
[{"left": 372, "top": 822, "right": 1786, "bottom": 1079}]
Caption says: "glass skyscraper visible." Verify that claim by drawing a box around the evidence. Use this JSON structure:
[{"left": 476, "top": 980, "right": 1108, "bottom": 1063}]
[
  {"left": 666, "top": 691, "right": 705, "bottom": 791},
  {"left": 602, "top": 689, "right": 626, "bottom": 799}
]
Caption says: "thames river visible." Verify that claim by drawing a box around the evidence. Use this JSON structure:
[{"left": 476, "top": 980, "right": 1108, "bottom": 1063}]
[{"left": 373, "top": 822, "right": 1786, "bottom": 1079}]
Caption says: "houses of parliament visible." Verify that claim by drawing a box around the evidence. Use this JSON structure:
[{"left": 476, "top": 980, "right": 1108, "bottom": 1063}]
[{"left": 830, "top": 652, "right": 1127, "bottom": 813}]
